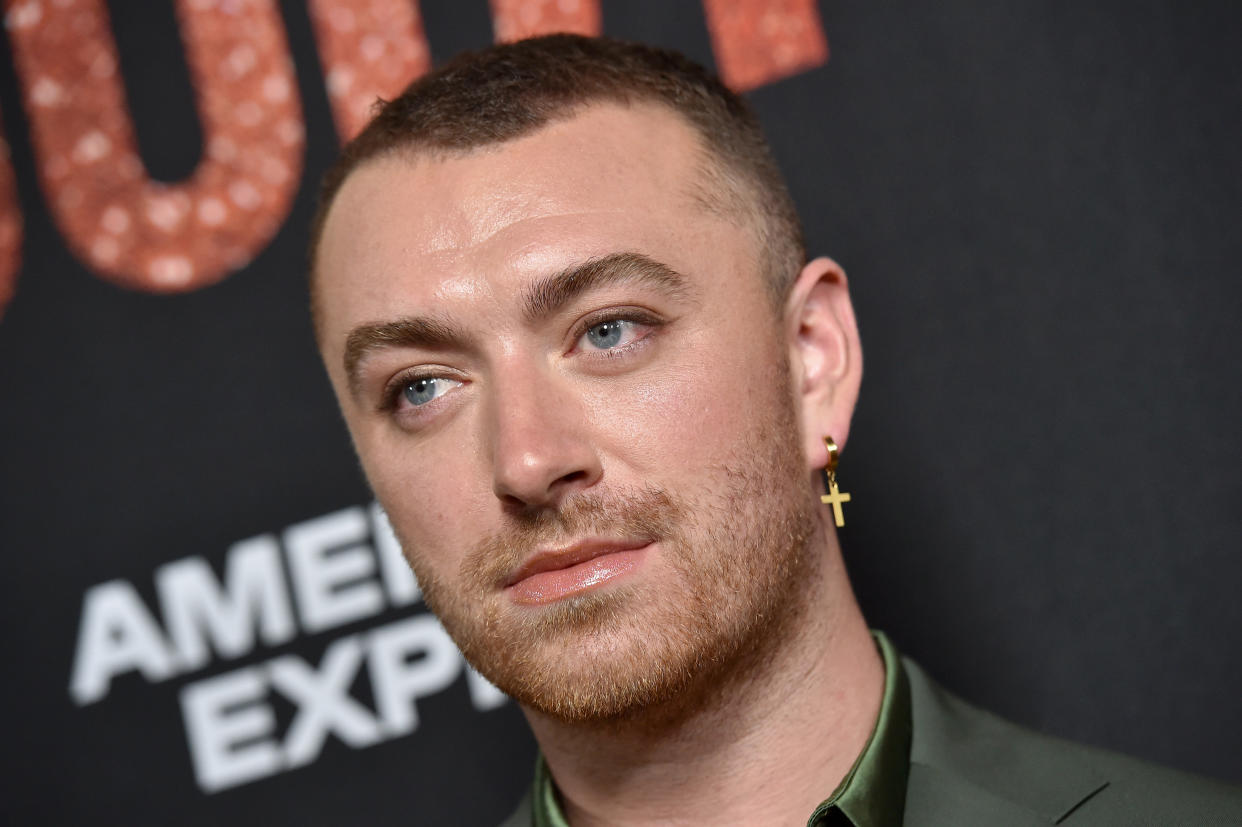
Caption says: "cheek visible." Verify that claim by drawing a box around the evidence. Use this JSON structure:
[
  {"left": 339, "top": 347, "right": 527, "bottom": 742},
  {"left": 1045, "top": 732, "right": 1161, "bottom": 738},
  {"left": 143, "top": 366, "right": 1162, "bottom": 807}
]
[
  {"left": 354, "top": 429, "right": 486, "bottom": 571},
  {"left": 590, "top": 333, "right": 783, "bottom": 476}
]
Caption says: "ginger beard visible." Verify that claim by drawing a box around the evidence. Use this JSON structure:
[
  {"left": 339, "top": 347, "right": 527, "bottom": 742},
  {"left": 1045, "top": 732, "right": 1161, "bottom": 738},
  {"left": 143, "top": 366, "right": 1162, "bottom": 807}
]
[{"left": 399, "top": 361, "right": 821, "bottom": 726}]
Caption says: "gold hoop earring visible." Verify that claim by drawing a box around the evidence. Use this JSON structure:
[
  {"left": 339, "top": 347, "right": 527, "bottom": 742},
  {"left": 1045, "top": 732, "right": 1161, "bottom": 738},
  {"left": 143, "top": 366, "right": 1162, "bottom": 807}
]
[{"left": 820, "top": 436, "right": 852, "bottom": 527}]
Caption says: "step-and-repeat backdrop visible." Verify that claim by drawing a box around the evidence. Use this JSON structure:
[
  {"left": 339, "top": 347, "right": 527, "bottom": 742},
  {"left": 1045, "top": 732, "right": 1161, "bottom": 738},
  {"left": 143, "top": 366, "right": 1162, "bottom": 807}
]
[{"left": 1, "top": 1, "right": 1239, "bottom": 823}]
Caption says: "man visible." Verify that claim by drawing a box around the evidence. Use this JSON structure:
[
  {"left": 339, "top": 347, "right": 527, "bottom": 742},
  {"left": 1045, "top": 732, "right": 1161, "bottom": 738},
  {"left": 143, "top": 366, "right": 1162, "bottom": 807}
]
[{"left": 308, "top": 35, "right": 1240, "bottom": 826}]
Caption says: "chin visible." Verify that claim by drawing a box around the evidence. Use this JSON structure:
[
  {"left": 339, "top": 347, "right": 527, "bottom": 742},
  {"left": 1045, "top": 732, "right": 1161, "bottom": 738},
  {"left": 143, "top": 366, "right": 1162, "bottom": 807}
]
[{"left": 460, "top": 576, "right": 796, "bottom": 728}]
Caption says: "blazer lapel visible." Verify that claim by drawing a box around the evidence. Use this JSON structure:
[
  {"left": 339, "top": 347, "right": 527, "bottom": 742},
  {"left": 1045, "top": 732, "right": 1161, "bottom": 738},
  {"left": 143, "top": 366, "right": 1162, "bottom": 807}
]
[{"left": 902, "top": 658, "right": 1109, "bottom": 825}]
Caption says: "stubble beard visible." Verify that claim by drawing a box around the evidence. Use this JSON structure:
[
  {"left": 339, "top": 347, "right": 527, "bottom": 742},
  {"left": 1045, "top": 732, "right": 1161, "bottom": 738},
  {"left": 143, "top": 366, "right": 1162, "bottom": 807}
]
[{"left": 405, "top": 388, "right": 820, "bottom": 728}]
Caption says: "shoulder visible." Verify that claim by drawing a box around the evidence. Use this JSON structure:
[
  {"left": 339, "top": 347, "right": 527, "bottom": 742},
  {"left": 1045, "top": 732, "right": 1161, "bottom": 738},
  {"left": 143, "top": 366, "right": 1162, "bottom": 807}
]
[
  {"left": 903, "top": 657, "right": 1242, "bottom": 826},
  {"left": 1066, "top": 748, "right": 1242, "bottom": 826}
]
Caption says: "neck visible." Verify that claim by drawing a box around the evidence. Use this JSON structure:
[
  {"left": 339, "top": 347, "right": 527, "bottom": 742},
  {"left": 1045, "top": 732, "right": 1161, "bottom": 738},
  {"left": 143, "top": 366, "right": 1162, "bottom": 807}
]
[{"left": 523, "top": 525, "right": 884, "bottom": 827}]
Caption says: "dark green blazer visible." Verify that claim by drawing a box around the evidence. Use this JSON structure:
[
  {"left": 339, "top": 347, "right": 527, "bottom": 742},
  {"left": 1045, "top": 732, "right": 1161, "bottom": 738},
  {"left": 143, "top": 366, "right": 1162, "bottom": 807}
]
[
  {"left": 500, "top": 658, "right": 1242, "bottom": 825},
  {"left": 901, "top": 659, "right": 1241, "bottom": 825}
]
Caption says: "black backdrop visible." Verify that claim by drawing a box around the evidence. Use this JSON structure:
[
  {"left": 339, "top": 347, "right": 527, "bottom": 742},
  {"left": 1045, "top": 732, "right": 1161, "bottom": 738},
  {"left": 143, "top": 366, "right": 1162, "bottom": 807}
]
[{"left": 1, "top": 1, "right": 1239, "bottom": 824}]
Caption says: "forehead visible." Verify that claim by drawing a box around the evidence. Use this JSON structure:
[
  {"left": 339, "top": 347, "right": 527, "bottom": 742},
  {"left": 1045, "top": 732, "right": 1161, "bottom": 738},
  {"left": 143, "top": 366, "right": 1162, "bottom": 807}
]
[{"left": 315, "top": 103, "right": 750, "bottom": 354}]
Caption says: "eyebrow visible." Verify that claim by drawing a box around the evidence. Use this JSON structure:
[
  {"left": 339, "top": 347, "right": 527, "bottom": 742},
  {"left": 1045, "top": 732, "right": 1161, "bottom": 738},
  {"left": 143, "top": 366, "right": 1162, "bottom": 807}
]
[
  {"left": 343, "top": 315, "right": 467, "bottom": 397},
  {"left": 342, "top": 251, "right": 694, "bottom": 397},
  {"left": 522, "top": 252, "right": 692, "bottom": 324}
]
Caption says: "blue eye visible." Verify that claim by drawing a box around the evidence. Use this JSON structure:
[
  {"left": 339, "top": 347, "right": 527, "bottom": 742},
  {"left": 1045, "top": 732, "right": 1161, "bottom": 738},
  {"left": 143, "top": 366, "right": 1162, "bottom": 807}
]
[
  {"left": 583, "top": 319, "right": 636, "bottom": 350},
  {"left": 402, "top": 376, "right": 459, "bottom": 406}
]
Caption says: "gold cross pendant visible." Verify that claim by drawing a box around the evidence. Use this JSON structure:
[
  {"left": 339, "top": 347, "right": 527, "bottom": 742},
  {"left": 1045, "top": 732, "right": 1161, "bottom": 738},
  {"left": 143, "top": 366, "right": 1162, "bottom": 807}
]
[
  {"left": 821, "top": 479, "right": 851, "bottom": 528},
  {"left": 820, "top": 436, "right": 851, "bottom": 528}
]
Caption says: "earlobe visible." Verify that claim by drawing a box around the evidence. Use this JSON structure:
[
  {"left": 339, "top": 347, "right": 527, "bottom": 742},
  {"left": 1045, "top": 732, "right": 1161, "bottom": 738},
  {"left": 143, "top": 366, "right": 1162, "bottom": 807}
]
[{"left": 786, "top": 257, "right": 863, "bottom": 467}]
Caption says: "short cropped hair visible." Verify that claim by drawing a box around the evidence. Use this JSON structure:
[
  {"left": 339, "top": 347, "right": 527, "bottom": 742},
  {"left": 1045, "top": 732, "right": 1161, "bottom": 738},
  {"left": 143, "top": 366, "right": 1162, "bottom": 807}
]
[{"left": 309, "top": 34, "right": 805, "bottom": 316}]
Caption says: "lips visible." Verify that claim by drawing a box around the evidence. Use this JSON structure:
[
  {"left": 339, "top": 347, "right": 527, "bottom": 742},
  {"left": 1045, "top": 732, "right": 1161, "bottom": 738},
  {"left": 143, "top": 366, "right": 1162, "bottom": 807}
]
[{"left": 505, "top": 539, "right": 651, "bottom": 605}]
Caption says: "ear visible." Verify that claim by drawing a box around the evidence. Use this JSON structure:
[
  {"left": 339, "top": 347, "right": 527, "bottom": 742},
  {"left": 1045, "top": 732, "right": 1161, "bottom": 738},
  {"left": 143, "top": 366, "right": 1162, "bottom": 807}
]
[{"left": 785, "top": 256, "right": 863, "bottom": 470}]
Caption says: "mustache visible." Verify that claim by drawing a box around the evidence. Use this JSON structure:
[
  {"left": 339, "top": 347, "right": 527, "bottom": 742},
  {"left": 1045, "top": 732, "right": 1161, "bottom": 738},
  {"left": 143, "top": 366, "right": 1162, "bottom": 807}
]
[{"left": 462, "top": 486, "right": 684, "bottom": 589}]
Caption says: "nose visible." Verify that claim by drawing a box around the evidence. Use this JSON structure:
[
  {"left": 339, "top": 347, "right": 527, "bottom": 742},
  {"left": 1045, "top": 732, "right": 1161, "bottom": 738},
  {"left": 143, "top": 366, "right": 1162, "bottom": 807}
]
[{"left": 487, "top": 363, "right": 603, "bottom": 511}]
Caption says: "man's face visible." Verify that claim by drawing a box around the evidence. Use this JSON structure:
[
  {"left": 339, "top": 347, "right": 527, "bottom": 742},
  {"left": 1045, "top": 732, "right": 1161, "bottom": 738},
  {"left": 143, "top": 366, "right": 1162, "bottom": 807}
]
[{"left": 315, "top": 104, "right": 822, "bottom": 723}]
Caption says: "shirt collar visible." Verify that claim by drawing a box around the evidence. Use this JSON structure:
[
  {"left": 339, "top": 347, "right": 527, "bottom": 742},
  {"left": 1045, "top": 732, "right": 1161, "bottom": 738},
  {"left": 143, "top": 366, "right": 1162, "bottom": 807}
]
[
  {"left": 532, "top": 756, "right": 568, "bottom": 827},
  {"left": 806, "top": 630, "right": 912, "bottom": 827},
  {"left": 531, "top": 631, "right": 911, "bottom": 827}
]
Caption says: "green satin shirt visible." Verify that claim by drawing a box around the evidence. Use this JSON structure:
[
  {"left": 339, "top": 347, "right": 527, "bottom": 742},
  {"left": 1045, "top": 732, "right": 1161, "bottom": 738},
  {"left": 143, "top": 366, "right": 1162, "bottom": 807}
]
[{"left": 531, "top": 632, "right": 912, "bottom": 827}]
